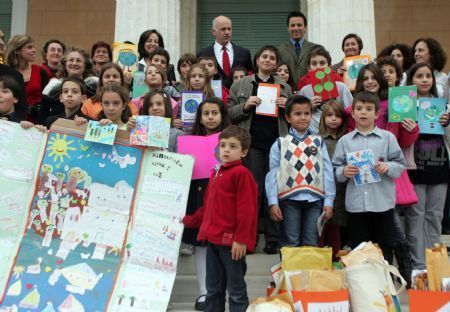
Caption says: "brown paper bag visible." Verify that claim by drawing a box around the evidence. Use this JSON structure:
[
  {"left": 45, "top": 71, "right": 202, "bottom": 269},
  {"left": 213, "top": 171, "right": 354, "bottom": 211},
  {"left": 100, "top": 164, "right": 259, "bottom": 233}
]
[
  {"left": 341, "top": 241, "right": 384, "bottom": 267},
  {"left": 426, "top": 244, "right": 450, "bottom": 291},
  {"left": 287, "top": 270, "right": 346, "bottom": 291},
  {"left": 248, "top": 292, "right": 293, "bottom": 312}
]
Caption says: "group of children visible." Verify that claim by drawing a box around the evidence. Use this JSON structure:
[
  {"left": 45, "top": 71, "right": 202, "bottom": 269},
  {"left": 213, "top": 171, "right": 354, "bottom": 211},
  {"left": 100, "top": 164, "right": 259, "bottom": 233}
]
[{"left": 1, "top": 34, "right": 450, "bottom": 312}]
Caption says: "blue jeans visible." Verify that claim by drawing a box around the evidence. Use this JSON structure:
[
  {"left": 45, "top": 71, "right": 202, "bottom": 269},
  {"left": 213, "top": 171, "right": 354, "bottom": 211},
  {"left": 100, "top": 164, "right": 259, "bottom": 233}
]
[
  {"left": 205, "top": 243, "right": 248, "bottom": 312},
  {"left": 279, "top": 199, "right": 323, "bottom": 247}
]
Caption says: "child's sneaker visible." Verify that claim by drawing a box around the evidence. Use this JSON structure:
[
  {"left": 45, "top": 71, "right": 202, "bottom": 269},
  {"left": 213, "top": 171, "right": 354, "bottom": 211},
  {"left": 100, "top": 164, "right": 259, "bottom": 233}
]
[{"left": 180, "top": 243, "right": 195, "bottom": 255}]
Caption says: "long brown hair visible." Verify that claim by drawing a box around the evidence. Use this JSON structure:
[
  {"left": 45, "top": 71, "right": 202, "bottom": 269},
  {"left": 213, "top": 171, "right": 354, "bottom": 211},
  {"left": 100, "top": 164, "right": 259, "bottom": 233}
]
[
  {"left": 319, "top": 100, "right": 347, "bottom": 139},
  {"left": 185, "top": 63, "right": 215, "bottom": 98}
]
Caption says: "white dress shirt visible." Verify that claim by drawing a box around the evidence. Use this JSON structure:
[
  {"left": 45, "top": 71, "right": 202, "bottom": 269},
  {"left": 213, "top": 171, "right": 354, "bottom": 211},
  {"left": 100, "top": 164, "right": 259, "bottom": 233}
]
[{"left": 213, "top": 41, "right": 234, "bottom": 69}]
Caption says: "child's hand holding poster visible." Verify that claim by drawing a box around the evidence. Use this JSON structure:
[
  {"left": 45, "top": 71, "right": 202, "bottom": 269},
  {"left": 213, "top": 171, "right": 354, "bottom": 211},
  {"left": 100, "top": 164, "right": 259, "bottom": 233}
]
[
  {"left": 346, "top": 149, "right": 380, "bottom": 185},
  {"left": 256, "top": 83, "right": 280, "bottom": 117},
  {"left": 310, "top": 67, "right": 339, "bottom": 101},
  {"left": 130, "top": 116, "right": 171, "bottom": 148},
  {"left": 388, "top": 85, "right": 418, "bottom": 122},
  {"left": 418, "top": 97, "right": 446, "bottom": 135},
  {"left": 85, "top": 120, "right": 118, "bottom": 145}
]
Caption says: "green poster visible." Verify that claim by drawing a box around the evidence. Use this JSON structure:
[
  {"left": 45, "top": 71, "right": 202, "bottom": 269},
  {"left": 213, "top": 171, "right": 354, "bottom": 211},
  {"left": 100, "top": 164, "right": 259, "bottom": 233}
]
[
  {"left": 0, "top": 121, "right": 47, "bottom": 297},
  {"left": 388, "top": 85, "right": 418, "bottom": 122}
]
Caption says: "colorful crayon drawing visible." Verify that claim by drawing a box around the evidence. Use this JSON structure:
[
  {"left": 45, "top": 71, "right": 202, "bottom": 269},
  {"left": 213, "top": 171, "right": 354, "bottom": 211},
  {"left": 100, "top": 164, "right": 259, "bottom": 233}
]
[
  {"left": 310, "top": 67, "right": 339, "bottom": 101},
  {"left": 346, "top": 149, "right": 380, "bottom": 185},
  {"left": 113, "top": 42, "right": 139, "bottom": 73},
  {"left": 84, "top": 121, "right": 118, "bottom": 145},
  {"left": 0, "top": 121, "right": 46, "bottom": 298},
  {"left": 0, "top": 132, "right": 143, "bottom": 311},
  {"left": 211, "top": 80, "right": 222, "bottom": 98},
  {"left": 132, "top": 71, "right": 149, "bottom": 99},
  {"left": 130, "top": 116, "right": 171, "bottom": 148},
  {"left": 343, "top": 55, "right": 371, "bottom": 91},
  {"left": 388, "top": 86, "right": 418, "bottom": 122},
  {"left": 418, "top": 97, "right": 446, "bottom": 135},
  {"left": 181, "top": 92, "right": 204, "bottom": 130}
]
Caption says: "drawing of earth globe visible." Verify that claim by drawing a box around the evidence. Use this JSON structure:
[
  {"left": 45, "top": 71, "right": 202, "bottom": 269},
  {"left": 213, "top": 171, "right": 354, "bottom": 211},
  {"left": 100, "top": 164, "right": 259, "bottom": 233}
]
[
  {"left": 185, "top": 99, "right": 199, "bottom": 113},
  {"left": 118, "top": 49, "right": 138, "bottom": 66},
  {"left": 348, "top": 63, "right": 364, "bottom": 79},
  {"left": 392, "top": 95, "right": 413, "bottom": 113},
  {"left": 424, "top": 107, "right": 441, "bottom": 121}
]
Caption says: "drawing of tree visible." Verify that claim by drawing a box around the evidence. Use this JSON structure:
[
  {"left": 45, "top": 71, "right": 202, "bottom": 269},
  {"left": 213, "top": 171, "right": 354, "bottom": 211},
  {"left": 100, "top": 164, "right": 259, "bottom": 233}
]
[
  {"left": 129, "top": 296, "right": 136, "bottom": 307},
  {"left": 118, "top": 294, "right": 125, "bottom": 305}
]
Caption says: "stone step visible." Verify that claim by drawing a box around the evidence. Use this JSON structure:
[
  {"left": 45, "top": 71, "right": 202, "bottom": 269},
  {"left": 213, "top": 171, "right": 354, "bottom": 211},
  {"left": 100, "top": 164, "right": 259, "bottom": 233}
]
[{"left": 177, "top": 252, "right": 279, "bottom": 276}]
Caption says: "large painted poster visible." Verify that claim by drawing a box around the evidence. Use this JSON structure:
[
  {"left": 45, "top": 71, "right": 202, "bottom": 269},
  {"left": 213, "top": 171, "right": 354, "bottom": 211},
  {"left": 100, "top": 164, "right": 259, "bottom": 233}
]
[
  {"left": 109, "top": 151, "right": 194, "bottom": 312},
  {"left": 0, "top": 121, "right": 46, "bottom": 299},
  {"left": 0, "top": 131, "right": 143, "bottom": 311}
]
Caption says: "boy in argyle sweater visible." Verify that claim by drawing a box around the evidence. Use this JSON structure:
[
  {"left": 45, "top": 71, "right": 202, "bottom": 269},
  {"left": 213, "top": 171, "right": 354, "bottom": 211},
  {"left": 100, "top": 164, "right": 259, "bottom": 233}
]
[{"left": 265, "top": 95, "right": 335, "bottom": 247}]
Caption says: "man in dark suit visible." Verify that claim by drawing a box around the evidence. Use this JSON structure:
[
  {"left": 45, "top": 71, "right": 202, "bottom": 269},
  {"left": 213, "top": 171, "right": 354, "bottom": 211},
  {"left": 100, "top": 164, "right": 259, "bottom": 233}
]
[
  {"left": 278, "top": 11, "right": 318, "bottom": 91},
  {"left": 197, "top": 15, "right": 252, "bottom": 88}
]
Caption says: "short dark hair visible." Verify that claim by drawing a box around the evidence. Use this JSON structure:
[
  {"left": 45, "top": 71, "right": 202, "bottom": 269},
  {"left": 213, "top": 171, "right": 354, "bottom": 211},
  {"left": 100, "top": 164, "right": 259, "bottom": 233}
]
[
  {"left": 0, "top": 75, "right": 21, "bottom": 99},
  {"left": 60, "top": 76, "right": 87, "bottom": 95},
  {"left": 253, "top": 45, "right": 281, "bottom": 71},
  {"left": 138, "top": 29, "right": 165, "bottom": 59},
  {"left": 376, "top": 56, "right": 402, "bottom": 86},
  {"left": 413, "top": 38, "right": 447, "bottom": 72},
  {"left": 42, "top": 39, "right": 66, "bottom": 63},
  {"left": 342, "top": 33, "right": 363, "bottom": 52},
  {"left": 377, "top": 43, "right": 414, "bottom": 71},
  {"left": 177, "top": 53, "right": 197, "bottom": 74},
  {"left": 354, "top": 63, "right": 389, "bottom": 101},
  {"left": 285, "top": 95, "right": 312, "bottom": 116},
  {"left": 148, "top": 47, "right": 170, "bottom": 65},
  {"left": 91, "top": 41, "right": 113, "bottom": 62},
  {"left": 198, "top": 56, "right": 218, "bottom": 68},
  {"left": 286, "top": 11, "right": 307, "bottom": 27},
  {"left": 352, "top": 91, "right": 380, "bottom": 112},
  {"left": 219, "top": 125, "right": 251, "bottom": 151},
  {"left": 307, "top": 46, "right": 332, "bottom": 66},
  {"left": 407, "top": 62, "right": 438, "bottom": 97}
]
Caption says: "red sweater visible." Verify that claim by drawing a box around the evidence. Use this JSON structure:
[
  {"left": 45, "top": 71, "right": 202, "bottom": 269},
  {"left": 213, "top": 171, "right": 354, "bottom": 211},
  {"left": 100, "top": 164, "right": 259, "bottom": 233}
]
[{"left": 183, "top": 160, "right": 258, "bottom": 251}]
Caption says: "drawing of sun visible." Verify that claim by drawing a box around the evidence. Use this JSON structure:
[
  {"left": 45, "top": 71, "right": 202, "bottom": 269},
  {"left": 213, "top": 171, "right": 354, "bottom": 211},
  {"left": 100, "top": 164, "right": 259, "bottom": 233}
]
[{"left": 47, "top": 133, "right": 76, "bottom": 163}]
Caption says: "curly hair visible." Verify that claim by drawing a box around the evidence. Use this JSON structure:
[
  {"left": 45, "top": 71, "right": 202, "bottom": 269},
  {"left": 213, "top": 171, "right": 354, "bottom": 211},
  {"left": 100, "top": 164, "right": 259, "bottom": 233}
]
[
  {"left": 413, "top": 38, "right": 447, "bottom": 72},
  {"left": 58, "top": 47, "right": 94, "bottom": 79}
]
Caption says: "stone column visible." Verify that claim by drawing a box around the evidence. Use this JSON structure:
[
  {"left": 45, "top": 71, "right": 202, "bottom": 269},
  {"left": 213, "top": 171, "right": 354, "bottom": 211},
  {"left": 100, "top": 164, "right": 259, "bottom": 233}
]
[
  {"left": 11, "top": 0, "right": 28, "bottom": 36},
  {"left": 306, "top": 0, "right": 376, "bottom": 66},
  {"left": 115, "top": 0, "right": 181, "bottom": 72}
]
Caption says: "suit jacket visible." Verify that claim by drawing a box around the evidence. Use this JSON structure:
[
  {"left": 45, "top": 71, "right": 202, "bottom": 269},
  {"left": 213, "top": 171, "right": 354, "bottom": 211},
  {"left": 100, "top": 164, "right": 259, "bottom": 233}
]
[
  {"left": 197, "top": 42, "right": 252, "bottom": 87},
  {"left": 278, "top": 39, "right": 318, "bottom": 91}
]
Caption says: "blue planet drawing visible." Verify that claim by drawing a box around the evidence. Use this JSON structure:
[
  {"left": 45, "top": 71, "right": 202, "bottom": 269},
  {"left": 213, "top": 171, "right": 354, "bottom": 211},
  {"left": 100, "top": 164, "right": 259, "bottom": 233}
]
[
  {"left": 424, "top": 106, "right": 441, "bottom": 122},
  {"left": 184, "top": 99, "right": 199, "bottom": 113},
  {"left": 392, "top": 95, "right": 414, "bottom": 113},
  {"left": 348, "top": 63, "right": 364, "bottom": 79},
  {"left": 118, "top": 49, "right": 138, "bottom": 70}
]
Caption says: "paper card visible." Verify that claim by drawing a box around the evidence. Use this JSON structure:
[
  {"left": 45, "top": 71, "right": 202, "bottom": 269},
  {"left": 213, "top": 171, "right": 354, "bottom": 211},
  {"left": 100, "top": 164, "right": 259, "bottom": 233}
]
[
  {"left": 317, "top": 211, "right": 327, "bottom": 237},
  {"left": 346, "top": 149, "right": 381, "bottom": 185},
  {"left": 177, "top": 133, "right": 220, "bottom": 180},
  {"left": 84, "top": 120, "right": 118, "bottom": 145},
  {"left": 256, "top": 83, "right": 280, "bottom": 117},
  {"left": 388, "top": 85, "right": 418, "bottom": 122},
  {"left": 113, "top": 42, "right": 139, "bottom": 73},
  {"left": 418, "top": 97, "right": 446, "bottom": 135},
  {"left": 130, "top": 116, "right": 171, "bottom": 148},
  {"left": 132, "top": 71, "right": 149, "bottom": 99},
  {"left": 211, "top": 80, "right": 222, "bottom": 98},
  {"left": 181, "top": 92, "right": 204, "bottom": 125},
  {"left": 343, "top": 55, "right": 371, "bottom": 91},
  {"left": 310, "top": 67, "right": 339, "bottom": 101}
]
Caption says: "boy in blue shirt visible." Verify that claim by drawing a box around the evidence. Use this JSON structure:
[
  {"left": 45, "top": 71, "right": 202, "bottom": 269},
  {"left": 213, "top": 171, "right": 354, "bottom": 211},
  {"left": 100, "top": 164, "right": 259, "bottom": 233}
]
[
  {"left": 265, "top": 95, "right": 335, "bottom": 247},
  {"left": 332, "top": 91, "right": 406, "bottom": 261}
]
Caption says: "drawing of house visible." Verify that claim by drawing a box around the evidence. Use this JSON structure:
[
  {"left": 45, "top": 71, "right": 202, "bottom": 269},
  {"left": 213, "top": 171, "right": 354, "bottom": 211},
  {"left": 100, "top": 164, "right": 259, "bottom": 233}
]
[
  {"left": 58, "top": 294, "right": 85, "bottom": 312},
  {"left": 59, "top": 263, "right": 103, "bottom": 294}
]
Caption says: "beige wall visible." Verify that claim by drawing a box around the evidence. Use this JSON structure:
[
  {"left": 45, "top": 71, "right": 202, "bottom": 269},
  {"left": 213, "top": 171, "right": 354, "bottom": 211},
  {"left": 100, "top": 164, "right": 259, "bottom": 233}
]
[
  {"left": 27, "top": 0, "right": 116, "bottom": 64},
  {"left": 375, "top": 0, "right": 450, "bottom": 72}
]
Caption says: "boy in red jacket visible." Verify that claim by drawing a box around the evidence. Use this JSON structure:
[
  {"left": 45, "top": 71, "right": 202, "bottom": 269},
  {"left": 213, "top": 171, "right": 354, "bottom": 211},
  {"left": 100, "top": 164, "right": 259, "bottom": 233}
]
[{"left": 183, "top": 125, "right": 258, "bottom": 312}]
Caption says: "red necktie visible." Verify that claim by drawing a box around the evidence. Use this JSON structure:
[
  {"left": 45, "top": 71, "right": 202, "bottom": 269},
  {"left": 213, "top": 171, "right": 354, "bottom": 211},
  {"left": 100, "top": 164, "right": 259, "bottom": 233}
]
[{"left": 222, "top": 46, "right": 230, "bottom": 77}]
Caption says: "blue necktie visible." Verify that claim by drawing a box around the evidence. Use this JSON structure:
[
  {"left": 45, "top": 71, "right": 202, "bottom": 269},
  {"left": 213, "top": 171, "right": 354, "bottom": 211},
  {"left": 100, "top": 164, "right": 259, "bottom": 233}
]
[{"left": 295, "top": 41, "right": 301, "bottom": 57}]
